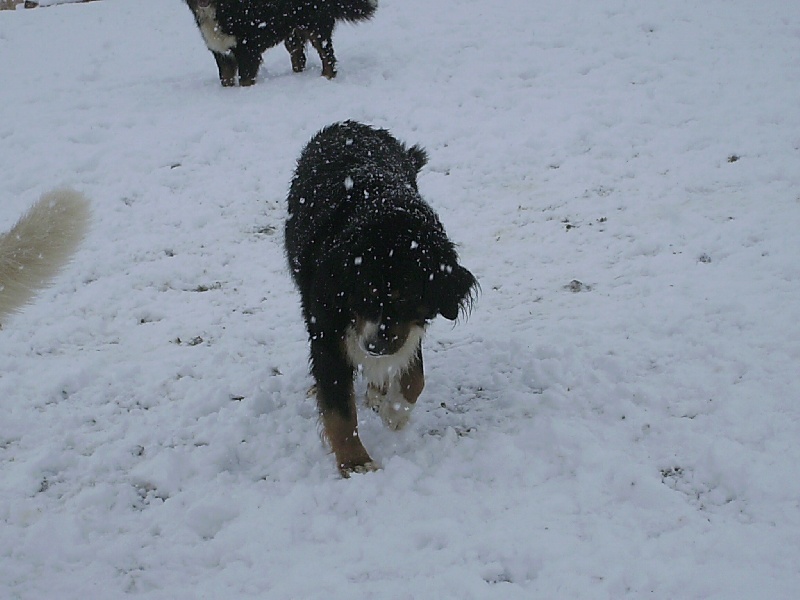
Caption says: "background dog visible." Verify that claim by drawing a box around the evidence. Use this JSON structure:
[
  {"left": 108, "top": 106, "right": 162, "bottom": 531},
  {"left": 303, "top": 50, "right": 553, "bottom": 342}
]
[
  {"left": 285, "top": 121, "right": 478, "bottom": 476},
  {"left": 184, "top": 0, "right": 377, "bottom": 86},
  {"left": 0, "top": 189, "right": 89, "bottom": 325}
]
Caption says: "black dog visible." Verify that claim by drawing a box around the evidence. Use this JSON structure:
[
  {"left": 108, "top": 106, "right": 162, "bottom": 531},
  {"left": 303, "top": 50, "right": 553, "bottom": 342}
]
[
  {"left": 285, "top": 121, "right": 478, "bottom": 476},
  {"left": 184, "top": 0, "right": 377, "bottom": 86}
]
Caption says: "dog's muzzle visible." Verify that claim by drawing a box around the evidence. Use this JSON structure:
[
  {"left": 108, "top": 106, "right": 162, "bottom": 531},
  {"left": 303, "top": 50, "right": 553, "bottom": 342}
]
[
  {"left": 360, "top": 321, "right": 411, "bottom": 357},
  {"left": 363, "top": 329, "right": 406, "bottom": 357}
]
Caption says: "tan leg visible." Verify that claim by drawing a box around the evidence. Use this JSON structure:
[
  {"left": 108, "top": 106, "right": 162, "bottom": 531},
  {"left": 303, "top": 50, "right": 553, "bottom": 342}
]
[
  {"left": 309, "top": 33, "right": 336, "bottom": 79},
  {"left": 320, "top": 396, "right": 377, "bottom": 477},
  {"left": 400, "top": 350, "right": 425, "bottom": 404},
  {"left": 284, "top": 28, "right": 307, "bottom": 73}
]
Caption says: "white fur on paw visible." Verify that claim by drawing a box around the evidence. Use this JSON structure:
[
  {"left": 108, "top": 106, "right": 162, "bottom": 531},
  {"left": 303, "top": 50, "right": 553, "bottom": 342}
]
[
  {"left": 365, "top": 381, "right": 416, "bottom": 430},
  {"left": 340, "top": 460, "right": 381, "bottom": 478},
  {"left": 377, "top": 395, "right": 415, "bottom": 431},
  {"left": 351, "top": 461, "right": 380, "bottom": 474},
  {"left": 365, "top": 384, "right": 384, "bottom": 411}
]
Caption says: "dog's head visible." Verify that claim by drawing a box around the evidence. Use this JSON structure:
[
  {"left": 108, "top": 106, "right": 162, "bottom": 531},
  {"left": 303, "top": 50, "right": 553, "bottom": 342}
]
[
  {"left": 326, "top": 213, "right": 478, "bottom": 358},
  {"left": 347, "top": 263, "right": 476, "bottom": 359}
]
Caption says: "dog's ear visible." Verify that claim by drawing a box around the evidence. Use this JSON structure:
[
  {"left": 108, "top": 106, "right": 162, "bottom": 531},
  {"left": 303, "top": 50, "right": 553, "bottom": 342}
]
[
  {"left": 438, "top": 264, "right": 478, "bottom": 321},
  {"left": 407, "top": 145, "right": 428, "bottom": 173}
]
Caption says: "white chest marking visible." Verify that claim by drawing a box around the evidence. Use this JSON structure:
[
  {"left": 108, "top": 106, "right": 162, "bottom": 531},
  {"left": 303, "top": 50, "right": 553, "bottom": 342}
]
[
  {"left": 345, "top": 321, "right": 425, "bottom": 431},
  {"left": 196, "top": 6, "right": 237, "bottom": 54},
  {"left": 344, "top": 322, "right": 425, "bottom": 388}
]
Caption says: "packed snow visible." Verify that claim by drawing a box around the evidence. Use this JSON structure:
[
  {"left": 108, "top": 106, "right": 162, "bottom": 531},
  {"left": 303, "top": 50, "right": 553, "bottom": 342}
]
[{"left": 2, "top": 0, "right": 800, "bottom": 597}]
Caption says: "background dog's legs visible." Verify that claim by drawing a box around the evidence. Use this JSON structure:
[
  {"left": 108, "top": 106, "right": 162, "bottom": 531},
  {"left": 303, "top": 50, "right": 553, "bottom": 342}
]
[
  {"left": 309, "top": 29, "right": 336, "bottom": 79},
  {"left": 234, "top": 48, "right": 262, "bottom": 86},
  {"left": 212, "top": 51, "right": 237, "bottom": 87},
  {"left": 284, "top": 29, "right": 307, "bottom": 73},
  {"left": 311, "top": 339, "right": 376, "bottom": 476}
]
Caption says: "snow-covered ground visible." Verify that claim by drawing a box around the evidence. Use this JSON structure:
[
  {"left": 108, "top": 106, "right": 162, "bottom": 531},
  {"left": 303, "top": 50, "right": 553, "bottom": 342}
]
[{"left": 2, "top": 0, "right": 800, "bottom": 597}]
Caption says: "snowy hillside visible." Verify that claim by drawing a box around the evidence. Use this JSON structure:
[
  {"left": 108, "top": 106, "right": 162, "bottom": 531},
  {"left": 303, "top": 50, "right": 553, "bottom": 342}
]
[{"left": 2, "top": 0, "right": 800, "bottom": 597}]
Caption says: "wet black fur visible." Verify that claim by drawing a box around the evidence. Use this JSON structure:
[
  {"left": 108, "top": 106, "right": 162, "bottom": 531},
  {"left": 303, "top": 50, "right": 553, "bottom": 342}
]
[
  {"left": 184, "top": 0, "right": 376, "bottom": 85},
  {"left": 285, "top": 120, "right": 478, "bottom": 425}
]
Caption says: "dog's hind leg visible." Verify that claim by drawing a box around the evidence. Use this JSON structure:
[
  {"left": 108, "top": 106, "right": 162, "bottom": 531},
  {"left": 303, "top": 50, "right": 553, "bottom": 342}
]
[
  {"left": 309, "top": 29, "right": 336, "bottom": 79},
  {"left": 312, "top": 338, "right": 377, "bottom": 476},
  {"left": 284, "top": 28, "right": 308, "bottom": 73},
  {"left": 212, "top": 51, "right": 238, "bottom": 87}
]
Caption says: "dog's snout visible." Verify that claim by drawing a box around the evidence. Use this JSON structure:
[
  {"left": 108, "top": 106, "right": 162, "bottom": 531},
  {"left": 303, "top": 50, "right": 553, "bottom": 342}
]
[
  {"left": 363, "top": 321, "right": 410, "bottom": 357},
  {"left": 365, "top": 330, "right": 401, "bottom": 356},
  {"left": 365, "top": 337, "right": 390, "bottom": 356}
]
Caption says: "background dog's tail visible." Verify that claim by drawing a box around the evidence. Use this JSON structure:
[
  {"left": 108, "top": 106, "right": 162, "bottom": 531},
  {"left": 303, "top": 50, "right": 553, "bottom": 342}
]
[
  {"left": 0, "top": 188, "right": 90, "bottom": 322},
  {"left": 332, "top": 0, "right": 378, "bottom": 23}
]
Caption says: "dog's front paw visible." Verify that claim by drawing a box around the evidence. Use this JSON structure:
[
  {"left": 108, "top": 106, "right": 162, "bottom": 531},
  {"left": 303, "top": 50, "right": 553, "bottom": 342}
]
[
  {"left": 365, "top": 383, "right": 386, "bottom": 410},
  {"left": 339, "top": 459, "right": 380, "bottom": 478},
  {"left": 365, "top": 384, "right": 416, "bottom": 430},
  {"left": 379, "top": 398, "right": 415, "bottom": 431}
]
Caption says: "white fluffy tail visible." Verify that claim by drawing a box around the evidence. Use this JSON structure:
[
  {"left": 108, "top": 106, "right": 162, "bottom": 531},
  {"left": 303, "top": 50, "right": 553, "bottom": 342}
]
[{"left": 0, "top": 188, "right": 90, "bottom": 322}]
